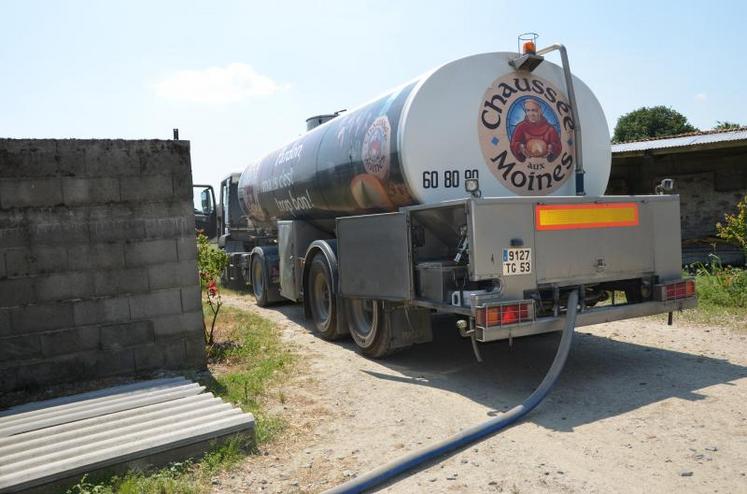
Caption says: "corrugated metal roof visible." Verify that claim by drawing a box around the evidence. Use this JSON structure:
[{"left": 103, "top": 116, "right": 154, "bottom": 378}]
[{"left": 612, "top": 128, "right": 747, "bottom": 154}]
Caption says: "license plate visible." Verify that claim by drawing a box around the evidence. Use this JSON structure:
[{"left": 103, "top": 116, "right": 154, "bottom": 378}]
[{"left": 503, "top": 248, "right": 532, "bottom": 276}]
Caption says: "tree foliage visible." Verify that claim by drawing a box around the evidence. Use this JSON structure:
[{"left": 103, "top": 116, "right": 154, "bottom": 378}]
[
  {"left": 197, "top": 232, "right": 228, "bottom": 287},
  {"left": 717, "top": 195, "right": 747, "bottom": 255},
  {"left": 714, "top": 121, "right": 741, "bottom": 130},
  {"left": 612, "top": 106, "right": 697, "bottom": 143}
]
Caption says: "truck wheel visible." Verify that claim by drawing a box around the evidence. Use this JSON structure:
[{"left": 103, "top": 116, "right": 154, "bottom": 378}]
[
  {"left": 347, "top": 298, "right": 395, "bottom": 358},
  {"left": 308, "top": 255, "right": 338, "bottom": 340},
  {"left": 251, "top": 255, "right": 269, "bottom": 307}
]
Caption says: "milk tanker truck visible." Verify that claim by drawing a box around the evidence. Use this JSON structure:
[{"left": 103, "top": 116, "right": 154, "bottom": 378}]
[{"left": 213, "top": 40, "right": 696, "bottom": 358}]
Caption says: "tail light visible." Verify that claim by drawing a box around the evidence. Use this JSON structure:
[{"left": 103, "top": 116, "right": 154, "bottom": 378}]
[
  {"left": 476, "top": 301, "right": 534, "bottom": 328},
  {"left": 655, "top": 279, "right": 696, "bottom": 301}
]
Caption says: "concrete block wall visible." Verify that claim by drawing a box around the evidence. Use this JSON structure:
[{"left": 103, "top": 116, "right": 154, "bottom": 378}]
[
  {"left": 0, "top": 139, "right": 205, "bottom": 394},
  {"left": 673, "top": 172, "right": 746, "bottom": 240},
  {"left": 610, "top": 147, "right": 747, "bottom": 242}
]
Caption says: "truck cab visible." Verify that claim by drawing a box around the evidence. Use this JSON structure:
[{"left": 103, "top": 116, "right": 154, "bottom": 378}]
[{"left": 194, "top": 174, "right": 272, "bottom": 290}]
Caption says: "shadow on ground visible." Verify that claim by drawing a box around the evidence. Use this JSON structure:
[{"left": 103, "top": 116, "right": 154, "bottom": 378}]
[{"left": 261, "top": 301, "right": 747, "bottom": 433}]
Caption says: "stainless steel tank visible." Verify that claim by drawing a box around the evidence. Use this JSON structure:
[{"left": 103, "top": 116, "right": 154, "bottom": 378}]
[{"left": 238, "top": 52, "right": 611, "bottom": 228}]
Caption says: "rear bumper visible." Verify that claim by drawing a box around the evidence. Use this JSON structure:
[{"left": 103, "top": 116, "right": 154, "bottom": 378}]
[{"left": 475, "top": 297, "right": 697, "bottom": 342}]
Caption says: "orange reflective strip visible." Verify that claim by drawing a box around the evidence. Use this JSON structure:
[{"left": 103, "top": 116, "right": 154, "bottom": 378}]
[{"left": 535, "top": 203, "right": 639, "bottom": 230}]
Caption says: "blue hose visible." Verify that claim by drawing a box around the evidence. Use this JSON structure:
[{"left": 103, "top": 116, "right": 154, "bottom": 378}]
[{"left": 323, "top": 290, "right": 579, "bottom": 494}]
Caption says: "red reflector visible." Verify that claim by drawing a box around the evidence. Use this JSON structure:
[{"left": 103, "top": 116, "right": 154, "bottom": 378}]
[
  {"left": 501, "top": 305, "right": 520, "bottom": 325},
  {"left": 664, "top": 280, "right": 695, "bottom": 300},
  {"left": 476, "top": 303, "right": 532, "bottom": 327}
]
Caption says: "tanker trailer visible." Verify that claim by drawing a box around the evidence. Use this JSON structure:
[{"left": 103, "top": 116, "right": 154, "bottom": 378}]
[{"left": 234, "top": 41, "right": 696, "bottom": 358}]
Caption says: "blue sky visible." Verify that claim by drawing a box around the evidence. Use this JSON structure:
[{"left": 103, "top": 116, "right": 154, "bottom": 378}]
[{"left": 1, "top": 0, "right": 745, "bottom": 188}]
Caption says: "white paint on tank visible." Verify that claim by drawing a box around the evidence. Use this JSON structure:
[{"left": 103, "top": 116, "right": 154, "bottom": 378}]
[{"left": 398, "top": 52, "right": 611, "bottom": 203}]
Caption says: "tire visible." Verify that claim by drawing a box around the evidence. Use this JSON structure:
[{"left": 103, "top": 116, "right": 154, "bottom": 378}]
[
  {"left": 307, "top": 255, "right": 339, "bottom": 340},
  {"left": 251, "top": 255, "right": 269, "bottom": 307},
  {"left": 346, "top": 298, "right": 396, "bottom": 358}
]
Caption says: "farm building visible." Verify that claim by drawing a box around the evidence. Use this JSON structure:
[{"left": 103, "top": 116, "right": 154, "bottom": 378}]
[{"left": 610, "top": 128, "right": 747, "bottom": 265}]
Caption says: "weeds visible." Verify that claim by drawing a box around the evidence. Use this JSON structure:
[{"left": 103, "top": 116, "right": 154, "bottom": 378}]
[
  {"left": 679, "top": 257, "right": 747, "bottom": 329},
  {"left": 65, "top": 439, "right": 244, "bottom": 494},
  {"left": 201, "top": 303, "right": 295, "bottom": 443},
  {"left": 199, "top": 435, "right": 250, "bottom": 474},
  {"left": 693, "top": 259, "right": 747, "bottom": 308}
]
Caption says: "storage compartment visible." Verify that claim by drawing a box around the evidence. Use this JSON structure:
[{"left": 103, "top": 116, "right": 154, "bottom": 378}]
[
  {"left": 415, "top": 261, "right": 468, "bottom": 303},
  {"left": 337, "top": 212, "right": 413, "bottom": 301}
]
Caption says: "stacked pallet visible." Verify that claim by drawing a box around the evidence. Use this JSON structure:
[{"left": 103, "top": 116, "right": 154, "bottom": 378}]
[{"left": 0, "top": 377, "right": 254, "bottom": 493}]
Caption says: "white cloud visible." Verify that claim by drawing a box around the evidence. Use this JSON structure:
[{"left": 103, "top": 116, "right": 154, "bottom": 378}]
[
  {"left": 154, "top": 63, "right": 284, "bottom": 104},
  {"left": 695, "top": 93, "right": 707, "bottom": 103}
]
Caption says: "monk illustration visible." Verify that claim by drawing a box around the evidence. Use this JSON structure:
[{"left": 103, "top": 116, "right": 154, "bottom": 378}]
[{"left": 509, "top": 98, "right": 561, "bottom": 163}]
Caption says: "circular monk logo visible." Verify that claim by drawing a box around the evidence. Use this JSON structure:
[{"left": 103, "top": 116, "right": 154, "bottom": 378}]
[
  {"left": 477, "top": 74, "right": 576, "bottom": 195},
  {"left": 361, "top": 115, "right": 391, "bottom": 181}
]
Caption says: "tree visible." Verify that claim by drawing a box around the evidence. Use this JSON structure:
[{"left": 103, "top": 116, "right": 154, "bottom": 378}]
[
  {"left": 714, "top": 121, "right": 741, "bottom": 130},
  {"left": 612, "top": 106, "right": 697, "bottom": 143}
]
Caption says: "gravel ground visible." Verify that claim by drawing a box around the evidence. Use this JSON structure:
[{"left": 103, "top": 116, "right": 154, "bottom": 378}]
[{"left": 214, "top": 294, "right": 747, "bottom": 494}]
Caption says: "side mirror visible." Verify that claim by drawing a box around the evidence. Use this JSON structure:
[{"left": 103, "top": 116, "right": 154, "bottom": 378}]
[{"left": 200, "top": 189, "right": 212, "bottom": 213}]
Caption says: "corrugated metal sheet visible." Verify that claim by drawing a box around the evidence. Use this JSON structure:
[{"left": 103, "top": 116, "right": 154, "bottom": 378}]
[
  {"left": 612, "top": 129, "right": 747, "bottom": 154},
  {"left": 0, "top": 377, "right": 254, "bottom": 493}
]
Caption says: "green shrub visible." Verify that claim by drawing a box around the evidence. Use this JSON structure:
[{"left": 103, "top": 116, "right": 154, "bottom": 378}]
[
  {"left": 716, "top": 195, "right": 747, "bottom": 255},
  {"left": 196, "top": 232, "right": 229, "bottom": 345},
  {"left": 694, "top": 258, "right": 747, "bottom": 308},
  {"left": 196, "top": 233, "right": 228, "bottom": 288}
]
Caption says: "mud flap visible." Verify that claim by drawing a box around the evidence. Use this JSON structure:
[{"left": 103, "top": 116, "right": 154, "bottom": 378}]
[
  {"left": 334, "top": 294, "right": 350, "bottom": 338},
  {"left": 383, "top": 303, "right": 433, "bottom": 350}
]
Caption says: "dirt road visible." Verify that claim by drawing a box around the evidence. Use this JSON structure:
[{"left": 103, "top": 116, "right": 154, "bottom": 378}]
[{"left": 215, "top": 294, "right": 747, "bottom": 493}]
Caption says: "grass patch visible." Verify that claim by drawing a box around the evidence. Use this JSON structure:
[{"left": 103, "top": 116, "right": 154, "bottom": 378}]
[
  {"left": 680, "top": 262, "right": 747, "bottom": 330},
  {"left": 201, "top": 303, "right": 295, "bottom": 443},
  {"left": 695, "top": 264, "right": 747, "bottom": 307},
  {"left": 66, "top": 437, "right": 249, "bottom": 494},
  {"left": 215, "top": 285, "right": 246, "bottom": 298},
  {"left": 679, "top": 303, "right": 747, "bottom": 330},
  {"left": 68, "top": 303, "right": 294, "bottom": 493}
]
